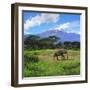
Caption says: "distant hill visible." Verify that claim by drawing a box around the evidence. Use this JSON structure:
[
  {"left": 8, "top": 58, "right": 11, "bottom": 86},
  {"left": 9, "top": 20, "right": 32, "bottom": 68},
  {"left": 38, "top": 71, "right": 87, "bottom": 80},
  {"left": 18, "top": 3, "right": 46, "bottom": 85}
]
[
  {"left": 24, "top": 30, "right": 80, "bottom": 42},
  {"left": 37, "top": 30, "right": 80, "bottom": 42}
]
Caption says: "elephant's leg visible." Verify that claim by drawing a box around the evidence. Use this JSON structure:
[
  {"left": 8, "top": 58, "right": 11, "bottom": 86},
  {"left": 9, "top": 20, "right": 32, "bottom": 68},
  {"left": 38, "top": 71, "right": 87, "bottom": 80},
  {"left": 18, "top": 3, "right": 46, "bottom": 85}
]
[
  {"left": 62, "top": 54, "right": 65, "bottom": 60},
  {"left": 56, "top": 56, "right": 59, "bottom": 60},
  {"left": 67, "top": 53, "right": 68, "bottom": 60}
]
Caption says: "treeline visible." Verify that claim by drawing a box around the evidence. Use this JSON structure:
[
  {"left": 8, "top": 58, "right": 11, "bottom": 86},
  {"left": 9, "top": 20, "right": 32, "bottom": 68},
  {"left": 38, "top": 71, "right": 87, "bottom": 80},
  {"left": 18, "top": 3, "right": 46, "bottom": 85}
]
[{"left": 24, "top": 35, "right": 80, "bottom": 50}]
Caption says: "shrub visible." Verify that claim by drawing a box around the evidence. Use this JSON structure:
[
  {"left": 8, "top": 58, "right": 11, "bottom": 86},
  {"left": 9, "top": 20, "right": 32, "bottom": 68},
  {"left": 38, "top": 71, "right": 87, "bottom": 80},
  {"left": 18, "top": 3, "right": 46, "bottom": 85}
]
[
  {"left": 24, "top": 54, "right": 39, "bottom": 63},
  {"left": 29, "top": 55, "right": 39, "bottom": 63}
]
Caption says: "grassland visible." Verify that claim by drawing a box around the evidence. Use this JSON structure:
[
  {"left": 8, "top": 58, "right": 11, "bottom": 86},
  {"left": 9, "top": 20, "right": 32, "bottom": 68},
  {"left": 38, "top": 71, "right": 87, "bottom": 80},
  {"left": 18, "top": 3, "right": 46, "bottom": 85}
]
[{"left": 24, "top": 49, "right": 80, "bottom": 77}]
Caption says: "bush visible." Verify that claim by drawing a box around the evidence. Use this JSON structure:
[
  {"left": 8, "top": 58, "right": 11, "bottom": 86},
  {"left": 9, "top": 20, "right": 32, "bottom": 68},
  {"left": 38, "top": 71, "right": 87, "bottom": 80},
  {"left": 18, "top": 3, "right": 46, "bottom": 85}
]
[
  {"left": 24, "top": 54, "right": 39, "bottom": 63},
  {"left": 29, "top": 55, "right": 39, "bottom": 63}
]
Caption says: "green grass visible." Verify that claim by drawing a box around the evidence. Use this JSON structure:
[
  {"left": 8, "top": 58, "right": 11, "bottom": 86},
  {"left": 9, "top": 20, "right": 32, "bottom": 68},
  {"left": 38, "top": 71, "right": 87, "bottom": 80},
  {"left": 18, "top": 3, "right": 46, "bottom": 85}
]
[{"left": 24, "top": 49, "right": 80, "bottom": 77}]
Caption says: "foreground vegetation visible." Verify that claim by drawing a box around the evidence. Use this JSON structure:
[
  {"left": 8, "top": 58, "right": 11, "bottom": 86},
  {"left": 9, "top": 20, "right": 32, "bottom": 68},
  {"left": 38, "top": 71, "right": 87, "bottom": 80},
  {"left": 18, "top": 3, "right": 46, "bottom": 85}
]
[{"left": 24, "top": 49, "right": 80, "bottom": 77}]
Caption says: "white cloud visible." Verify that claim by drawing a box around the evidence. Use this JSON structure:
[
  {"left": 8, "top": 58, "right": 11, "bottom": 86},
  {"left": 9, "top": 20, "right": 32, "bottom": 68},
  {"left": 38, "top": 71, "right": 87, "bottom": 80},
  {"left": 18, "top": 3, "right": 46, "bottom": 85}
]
[
  {"left": 24, "top": 13, "right": 60, "bottom": 30},
  {"left": 24, "top": 31, "right": 31, "bottom": 35},
  {"left": 49, "top": 20, "right": 80, "bottom": 34},
  {"left": 55, "top": 22, "right": 70, "bottom": 30},
  {"left": 66, "top": 30, "right": 80, "bottom": 34}
]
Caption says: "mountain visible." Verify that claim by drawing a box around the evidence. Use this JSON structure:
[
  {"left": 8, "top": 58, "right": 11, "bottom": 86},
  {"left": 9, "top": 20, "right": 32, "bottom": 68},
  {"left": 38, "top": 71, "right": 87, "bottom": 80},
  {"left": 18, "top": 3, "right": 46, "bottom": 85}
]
[{"left": 37, "top": 30, "right": 80, "bottom": 42}]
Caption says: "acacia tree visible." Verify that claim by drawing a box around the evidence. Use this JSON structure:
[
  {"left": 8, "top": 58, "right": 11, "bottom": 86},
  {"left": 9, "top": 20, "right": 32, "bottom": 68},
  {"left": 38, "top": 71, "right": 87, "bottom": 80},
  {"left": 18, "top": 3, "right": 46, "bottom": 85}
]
[
  {"left": 63, "top": 41, "right": 80, "bottom": 49},
  {"left": 63, "top": 41, "right": 72, "bottom": 49},
  {"left": 71, "top": 41, "right": 80, "bottom": 49},
  {"left": 24, "top": 35, "right": 60, "bottom": 49},
  {"left": 24, "top": 35, "right": 40, "bottom": 50},
  {"left": 39, "top": 36, "right": 59, "bottom": 49}
]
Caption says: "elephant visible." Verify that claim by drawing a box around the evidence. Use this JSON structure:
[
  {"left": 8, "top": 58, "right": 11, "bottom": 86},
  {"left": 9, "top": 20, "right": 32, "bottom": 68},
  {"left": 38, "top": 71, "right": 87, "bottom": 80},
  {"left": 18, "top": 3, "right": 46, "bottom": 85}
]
[{"left": 53, "top": 49, "right": 68, "bottom": 60}]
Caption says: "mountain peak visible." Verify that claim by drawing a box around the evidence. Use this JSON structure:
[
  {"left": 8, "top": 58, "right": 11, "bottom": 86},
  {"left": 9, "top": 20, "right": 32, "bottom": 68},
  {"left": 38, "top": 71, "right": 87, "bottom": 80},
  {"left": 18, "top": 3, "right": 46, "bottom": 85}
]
[{"left": 37, "top": 29, "right": 80, "bottom": 42}]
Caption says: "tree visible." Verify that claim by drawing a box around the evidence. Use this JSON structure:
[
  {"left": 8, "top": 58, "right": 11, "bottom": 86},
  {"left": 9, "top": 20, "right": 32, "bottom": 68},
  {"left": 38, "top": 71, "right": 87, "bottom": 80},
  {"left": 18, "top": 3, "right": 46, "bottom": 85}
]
[
  {"left": 24, "top": 35, "right": 40, "bottom": 50},
  {"left": 47, "top": 36, "right": 59, "bottom": 43},
  {"left": 71, "top": 41, "right": 80, "bottom": 49},
  {"left": 41, "top": 36, "right": 59, "bottom": 49},
  {"left": 55, "top": 42, "right": 63, "bottom": 48},
  {"left": 24, "top": 35, "right": 60, "bottom": 50},
  {"left": 64, "top": 41, "right": 72, "bottom": 49}
]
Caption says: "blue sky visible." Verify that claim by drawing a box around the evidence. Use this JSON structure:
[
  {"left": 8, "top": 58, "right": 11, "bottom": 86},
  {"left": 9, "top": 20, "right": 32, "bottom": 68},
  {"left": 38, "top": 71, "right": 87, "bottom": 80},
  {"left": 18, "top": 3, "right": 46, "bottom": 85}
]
[{"left": 23, "top": 11, "right": 80, "bottom": 35}]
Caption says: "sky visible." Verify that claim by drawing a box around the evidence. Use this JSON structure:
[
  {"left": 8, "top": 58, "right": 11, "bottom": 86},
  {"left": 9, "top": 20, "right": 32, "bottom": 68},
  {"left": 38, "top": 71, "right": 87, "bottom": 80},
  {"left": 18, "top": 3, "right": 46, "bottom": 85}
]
[{"left": 23, "top": 11, "right": 80, "bottom": 35}]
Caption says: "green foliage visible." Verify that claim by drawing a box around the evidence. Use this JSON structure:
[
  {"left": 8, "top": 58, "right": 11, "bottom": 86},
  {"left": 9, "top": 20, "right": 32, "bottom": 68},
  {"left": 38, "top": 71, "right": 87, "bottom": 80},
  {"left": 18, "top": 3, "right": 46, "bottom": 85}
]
[
  {"left": 24, "top": 54, "right": 39, "bottom": 63},
  {"left": 24, "top": 35, "right": 40, "bottom": 50},
  {"left": 71, "top": 41, "right": 80, "bottom": 49},
  {"left": 24, "top": 49, "right": 80, "bottom": 77},
  {"left": 24, "top": 59, "right": 80, "bottom": 77},
  {"left": 64, "top": 41, "right": 80, "bottom": 49},
  {"left": 24, "top": 35, "right": 80, "bottom": 50}
]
